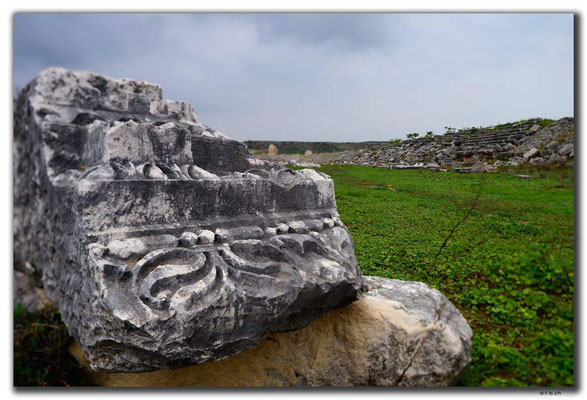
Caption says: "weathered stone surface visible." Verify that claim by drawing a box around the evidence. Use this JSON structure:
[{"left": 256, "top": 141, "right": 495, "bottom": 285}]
[
  {"left": 545, "top": 140, "right": 559, "bottom": 151},
  {"left": 558, "top": 142, "right": 574, "bottom": 157},
  {"left": 71, "top": 276, "right": 472, "bottom": 387},
  {"left": 529, "top": 157, "right": 545, "bottom": 166},
  {"left": 523, "top": 147, "right": 539, "bottom": 160},
  {"left": 13, "top": 67, "right": 364, "bottom": 372},
  {"left": 529, "top": 124, "right": 541, "bottom": 133}
]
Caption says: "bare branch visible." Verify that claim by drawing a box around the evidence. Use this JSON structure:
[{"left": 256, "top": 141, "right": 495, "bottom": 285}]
[{"left": 434, "top": 174, "right": 485, "bottom": 263}]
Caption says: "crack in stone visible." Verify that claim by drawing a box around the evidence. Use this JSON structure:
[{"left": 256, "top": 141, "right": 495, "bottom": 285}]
[{"left": 395, "top": 302, "right": 444, "bottom": 385}]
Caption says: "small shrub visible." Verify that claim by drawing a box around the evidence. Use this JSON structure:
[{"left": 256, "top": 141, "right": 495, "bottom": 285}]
[{"left": 538, "top": 119, "right": 554, "bottom": 128}]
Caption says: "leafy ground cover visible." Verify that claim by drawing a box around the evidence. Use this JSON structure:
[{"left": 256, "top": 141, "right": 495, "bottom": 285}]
[
  {"left": 314, "top": 164, "right": 574, "bottom": 387},
  {"left": 13, "top": 164, "right": 574, "bottom": 387}
]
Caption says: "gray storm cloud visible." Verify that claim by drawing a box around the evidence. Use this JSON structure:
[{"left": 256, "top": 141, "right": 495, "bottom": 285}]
[{"left": 13, "top": 13, "right": 574, "bottom": 141}]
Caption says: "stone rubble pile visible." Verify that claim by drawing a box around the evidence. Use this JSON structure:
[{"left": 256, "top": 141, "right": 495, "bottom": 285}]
[{"left": 330, "top": 118, "right": 574, "bottom": 171}]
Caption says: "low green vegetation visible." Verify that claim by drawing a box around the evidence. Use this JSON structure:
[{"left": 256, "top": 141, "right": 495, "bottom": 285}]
[
  {"left": 14, "top": 163, "right": 574, "bottom": 387},
  {"left": 316, "top": 164, "right": 574, "bottom": 387},
  {"left": 492, "top": 122, "right": 514, "bottom": 130},
  {"left": 14, "top": 303, "right": 91, "bottom": 386},
  {"left": 457, "top": 126, "right": 480, "bottom": 134}
]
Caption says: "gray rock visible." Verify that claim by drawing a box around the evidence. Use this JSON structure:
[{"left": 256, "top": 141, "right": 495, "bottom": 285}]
[
  {"left": 538, "top": 149, "right": 551, "bottom": 158},
  {"left": 360, "top": 276, "right": 472, "bottom": 386},
  {"left": 545, "top": 141, "right": 559, "bottom": 151},
  {"left": 558, "top": 142, "right": 574, "bottom": 157},
  {"left": 548, "top": 152, "right": 565, "bottom": 165},
  {"left": 454, "top": 167, "right": 472, "bottom": 174},
  {"left": 13, "top": 67, "right": 364, "bottom": 372},
  {"left": 523, "top": 147, "right": 539, "bottom": 160},
  {"left": 502, "top": 142, "right": 514, "bottom": 152},
  {"left": 529, "top": 124, "right": 541, "bottom": 133},
  {"left": 320, "top": 118, "right": 573, "bottom": 170}
]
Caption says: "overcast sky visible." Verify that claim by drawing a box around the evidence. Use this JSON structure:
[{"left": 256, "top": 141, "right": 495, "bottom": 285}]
[{"left": 13, "top": 13, "right": 574, "bottom": 141}]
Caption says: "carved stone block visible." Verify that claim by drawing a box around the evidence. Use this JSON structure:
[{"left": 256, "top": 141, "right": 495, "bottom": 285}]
[{"left": 13, "top": 68, "right": 365, "bottom": 372}]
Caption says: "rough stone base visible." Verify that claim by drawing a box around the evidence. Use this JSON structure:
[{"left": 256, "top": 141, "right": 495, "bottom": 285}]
[{"left": 70, "top": 276, "right": 472, "bottom": 387}]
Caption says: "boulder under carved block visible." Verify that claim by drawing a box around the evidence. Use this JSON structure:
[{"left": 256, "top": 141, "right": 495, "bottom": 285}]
[
  {"left": 13, "top": 68, "right": 365, "bottom": 372},
  {"left": 72, "top": 276, "right": 473, "bottom": 387}
]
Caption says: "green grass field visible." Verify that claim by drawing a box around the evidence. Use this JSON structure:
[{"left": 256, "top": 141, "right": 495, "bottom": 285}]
[
  {"left": 314, "top": 164, "right": 574, "bottom": 387},
  {"left": 14, "top": 164, "right": 574, "bottom": 387}
]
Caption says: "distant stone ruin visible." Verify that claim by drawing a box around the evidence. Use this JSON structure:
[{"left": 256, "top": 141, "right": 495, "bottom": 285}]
[
  {"left": 267, "top": 143, "right": 278, "bottom": 154},
  {"left": 330, "top": 118, "right": 574, "bottom": 171}
]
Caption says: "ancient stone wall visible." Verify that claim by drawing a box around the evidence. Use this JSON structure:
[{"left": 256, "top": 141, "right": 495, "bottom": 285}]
[{"left": 329, "top": 118, "right": 574, "bottom": 171}]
